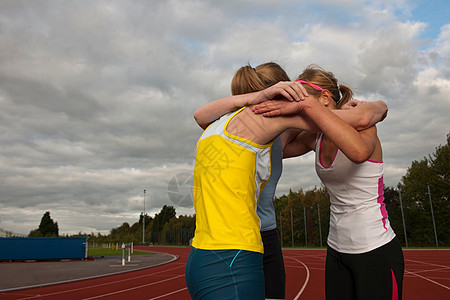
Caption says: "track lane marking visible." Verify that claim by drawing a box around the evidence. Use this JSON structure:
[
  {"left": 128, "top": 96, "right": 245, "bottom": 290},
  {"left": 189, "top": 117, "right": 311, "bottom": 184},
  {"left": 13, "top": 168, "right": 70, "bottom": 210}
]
[
  {"left": 285, "top": 256, "right": 310, "bottom": 300},
  {"left": 3, "top": 253, "right": 179, "bottom": 295},
  {"left": 81, "top": 275, "right": 185, "bottom": 299},
  {"left": 405, "top": 258, "right": 450, "bottom": 269},
  {"left": 17, "top": 265, "right": 185, "bottom": 299},
  {"left": 148, "top": 287, "right": 188, "bottom": 300},
  {"left": 405, "top": 270, "right": 450, "bottom": 290}
]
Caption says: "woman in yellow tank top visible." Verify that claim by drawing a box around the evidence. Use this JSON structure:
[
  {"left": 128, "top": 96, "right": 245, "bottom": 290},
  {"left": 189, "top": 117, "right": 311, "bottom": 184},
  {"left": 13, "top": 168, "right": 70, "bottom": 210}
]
[{"left": 185, "top": 64, "right": 388, "bottom": 300}]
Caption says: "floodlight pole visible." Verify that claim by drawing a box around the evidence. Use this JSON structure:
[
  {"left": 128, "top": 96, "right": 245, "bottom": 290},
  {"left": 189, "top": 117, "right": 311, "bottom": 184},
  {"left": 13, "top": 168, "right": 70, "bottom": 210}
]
[
  {"left": 290, "top": 210, "right": 294, "bottom": 248},
  {"left": 427, "top": 185, "right": 438, "bottom": 247},
  {"left": 143, "top": 189, "right": 146, "bottom": 245},
  {"left": 304, "top": 207, "right": 307, "bottom": 246},
  {"left": 398, "top": 190, "right": 408, "bottom": 247},
  {"left": 318, "top": 203, "right": 323, "bottom": 247},
  {"left": 279, "top": 210, "right": 283, "bottom": 248}
]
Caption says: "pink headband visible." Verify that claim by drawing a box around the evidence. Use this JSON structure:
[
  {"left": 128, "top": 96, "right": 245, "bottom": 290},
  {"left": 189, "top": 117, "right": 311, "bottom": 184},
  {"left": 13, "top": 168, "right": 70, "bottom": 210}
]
[
  {"left": 296, "top": 79, "right": 341, "bottom": 104},
  {"left": 295, "top": 80, "right": 324, "bottom": 91}
]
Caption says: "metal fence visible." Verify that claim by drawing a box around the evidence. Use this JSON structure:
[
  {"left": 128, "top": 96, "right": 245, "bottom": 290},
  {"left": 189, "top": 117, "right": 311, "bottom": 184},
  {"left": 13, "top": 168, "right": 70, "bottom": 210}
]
[{"left": 150, "top": 227, "right": 195, "bottom": 246}]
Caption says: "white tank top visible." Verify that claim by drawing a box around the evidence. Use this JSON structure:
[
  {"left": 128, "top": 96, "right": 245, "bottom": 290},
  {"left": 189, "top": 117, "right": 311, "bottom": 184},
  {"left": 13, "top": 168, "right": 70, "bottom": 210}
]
[{"left": 315, "top": 134, "right": 396, "bottom": 254}]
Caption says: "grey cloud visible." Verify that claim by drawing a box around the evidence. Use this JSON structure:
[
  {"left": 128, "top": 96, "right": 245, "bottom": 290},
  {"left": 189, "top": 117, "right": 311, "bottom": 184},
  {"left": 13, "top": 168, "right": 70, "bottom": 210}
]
[{"left": 1, "top": 0, "right": 449, "bottom": 235}]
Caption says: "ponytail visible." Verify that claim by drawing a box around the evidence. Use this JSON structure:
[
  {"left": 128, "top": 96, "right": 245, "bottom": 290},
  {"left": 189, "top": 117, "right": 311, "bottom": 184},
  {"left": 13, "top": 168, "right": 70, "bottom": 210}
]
[
  {"left": 231, "top": 62, "right": 290, "bottom": 96},
  {"left": 231, "top": 65, "right": 266, "bottom": 95},
  {"left": 337, "top": 84, "right": 353, "bottom": 108},
  {"left": 297, "top": 64, "right": 354, "bottom": 109}
]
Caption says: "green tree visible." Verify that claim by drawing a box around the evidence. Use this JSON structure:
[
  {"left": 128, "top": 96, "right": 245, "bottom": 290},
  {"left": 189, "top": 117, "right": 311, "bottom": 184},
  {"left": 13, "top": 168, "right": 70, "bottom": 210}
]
[
  {"left": 110, "top": 222, "right": 131, "bottom": 242},
  {"left": 398, "top": 133, "right": 450, "bottom": 246},
  {"left": 30, "top": 211, "right": 59, "bottom": 237},
  {"left": 153, "top": 205, "right": 176, "bottom": 232},
  {"left": 139, "top": 213, "right": 153, "bottom": 228},
  {"left": 162, "top": 214, "right": 196, "bottom": 245},
  {"left": 28, "top": 228, "right": 42, "bottom": 237},
  {"left": 383, "top": 186, "right": 407, "bottom": 245},
  {"left": 27, "top": 212, "right": 55, "bottom": 237},
  {"left": 307, "top": 187, "right": 330, "bottom": 247},
  {"left": 281, "top": 189, "right": 303, "bottom": 247},
  {"left": 274, "top": 186, "right": 329, "bottom": 247}
]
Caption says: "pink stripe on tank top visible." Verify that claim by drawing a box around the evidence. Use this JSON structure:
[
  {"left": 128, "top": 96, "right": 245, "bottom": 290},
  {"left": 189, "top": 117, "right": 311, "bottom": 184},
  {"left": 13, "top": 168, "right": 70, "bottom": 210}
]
[
  {"left": 378, "top": 176, "right": 388, "bottom": 230},
  {"left": 368, "top": 159, "right": 383, "bottom": 163},
  {"left": 318, "top": 134, "right": 338, "bottom": 169}
]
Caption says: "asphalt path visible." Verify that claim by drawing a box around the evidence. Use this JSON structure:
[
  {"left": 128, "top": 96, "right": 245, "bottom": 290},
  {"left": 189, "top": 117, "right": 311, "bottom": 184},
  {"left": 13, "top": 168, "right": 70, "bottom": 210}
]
[{"left": 0, "top": 251, "right": 178, "bottom": 292}]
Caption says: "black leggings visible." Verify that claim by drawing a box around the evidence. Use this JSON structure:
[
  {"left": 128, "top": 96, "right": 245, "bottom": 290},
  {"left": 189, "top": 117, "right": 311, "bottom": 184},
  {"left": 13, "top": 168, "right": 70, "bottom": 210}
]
[
  {"left": 325, "top": 237, "right": 404, "bottom": 300},
  {"left": 261, "top": 228, "right": 286, "bottom": 299}
]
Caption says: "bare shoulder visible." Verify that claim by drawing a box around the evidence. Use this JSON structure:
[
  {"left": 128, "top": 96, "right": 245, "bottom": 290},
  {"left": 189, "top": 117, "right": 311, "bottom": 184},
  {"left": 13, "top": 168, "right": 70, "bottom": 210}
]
[{"left": 227, "top": 107, "right": 283, "bottom": 145}]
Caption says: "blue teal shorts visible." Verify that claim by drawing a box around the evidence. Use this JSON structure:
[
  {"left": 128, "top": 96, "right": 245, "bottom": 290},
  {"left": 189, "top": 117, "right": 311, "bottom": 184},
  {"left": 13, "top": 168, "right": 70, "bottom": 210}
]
[{"left": 185, "top": 247, "right": 264, "bottom": 300}]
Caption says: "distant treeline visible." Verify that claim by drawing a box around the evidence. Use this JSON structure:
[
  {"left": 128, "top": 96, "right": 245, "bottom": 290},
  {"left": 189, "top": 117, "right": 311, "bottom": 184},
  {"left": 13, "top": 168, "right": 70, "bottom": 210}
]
[
  {"left": 75, "top": 205, "right": 195, "bottom": 246},
  {"left": 78, "top": 133, "right": 449, "bottom": 247}
]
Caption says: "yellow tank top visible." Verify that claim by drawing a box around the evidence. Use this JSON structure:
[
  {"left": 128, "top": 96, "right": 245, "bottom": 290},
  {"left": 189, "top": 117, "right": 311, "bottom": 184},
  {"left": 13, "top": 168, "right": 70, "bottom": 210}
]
[{"left": 192, "top": 108, "right": 273, "bottom": 254}]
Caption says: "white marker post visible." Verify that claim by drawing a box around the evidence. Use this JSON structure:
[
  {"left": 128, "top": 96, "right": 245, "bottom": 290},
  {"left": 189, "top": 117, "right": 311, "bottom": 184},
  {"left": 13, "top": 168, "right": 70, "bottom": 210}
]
[{"left": 121, "top": 243, "right": 125, "bottom": 266}]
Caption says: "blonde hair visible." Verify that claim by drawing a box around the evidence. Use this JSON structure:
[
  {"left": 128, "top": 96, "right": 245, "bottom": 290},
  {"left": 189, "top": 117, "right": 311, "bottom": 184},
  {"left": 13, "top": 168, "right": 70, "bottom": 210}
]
[
  {"left": 231, "top": 62, "right": 290, "bottom": 95},
  {"left": 296, "top": 64, "right": 353, "bottom": 108}
]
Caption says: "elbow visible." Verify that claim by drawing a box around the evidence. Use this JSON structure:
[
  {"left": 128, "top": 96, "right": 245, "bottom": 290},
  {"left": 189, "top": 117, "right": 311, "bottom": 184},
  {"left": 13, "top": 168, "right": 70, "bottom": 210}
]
[
  {"left": 193, "top": 112, "right": 208, "bottom": 130},
  {"left": 193, "top": 109, "right": 201, "bottom": 124},
  {"left": 357, "top": 100, "right": 388, "bottom": 130},
  {"left": 379, "top": 101, "right": 388, "bottom": 122},
  {"left": 356, "top": 113, "right": 372, "bottom": 131},
  {"left": 371, "top": 100, "right": 388, "bottom": 124},
  {"left": 349, "top": 148, "right": 371, "bottom": 164},
  {"left": 378, "top": 100, "right": 388, "bottom": 112}
]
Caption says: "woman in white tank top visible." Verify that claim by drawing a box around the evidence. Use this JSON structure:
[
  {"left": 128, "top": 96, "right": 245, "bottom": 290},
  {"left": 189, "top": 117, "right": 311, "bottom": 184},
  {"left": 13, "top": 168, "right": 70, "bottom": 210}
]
[{"left": 253, "top": 64, "right": 404, "bottom": 300}]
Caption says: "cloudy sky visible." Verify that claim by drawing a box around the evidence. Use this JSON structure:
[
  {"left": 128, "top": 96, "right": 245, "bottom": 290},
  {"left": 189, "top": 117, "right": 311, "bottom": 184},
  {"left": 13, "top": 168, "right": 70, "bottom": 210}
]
[{"left": 1, "top": 0, "right": 449, "bottom": 236}]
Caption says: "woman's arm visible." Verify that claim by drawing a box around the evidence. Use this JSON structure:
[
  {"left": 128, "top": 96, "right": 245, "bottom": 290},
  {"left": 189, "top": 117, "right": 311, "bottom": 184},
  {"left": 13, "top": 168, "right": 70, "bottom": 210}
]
[
  {"left": 227, "top": 94, "right": 378, "bottom": 163},
  {"left": 194, "top": 81, "right": 309, "bottom": 129},
  {"left": 280, "top": 96, "right": 375, "bottom": 163},
  {"left": 333, "top": 100, "right": 388, "bottom": 131},
  {"left": 227, "top": 96, "right": 372, "bottom": 164},
  {"left": 194, "top": 93, "right": 258, "bottom": 129},
  {"left": 253, "top": 99, "right": 388, "bottom": 131},
  {"left": 357, "top": 126, "right": 380, "bottom": 161},
  {"left": 280, "top": 101, "right": 380, "bottom": 160},
  {"left": 282, "top": 130, "right": 316, "bottom": 158}
]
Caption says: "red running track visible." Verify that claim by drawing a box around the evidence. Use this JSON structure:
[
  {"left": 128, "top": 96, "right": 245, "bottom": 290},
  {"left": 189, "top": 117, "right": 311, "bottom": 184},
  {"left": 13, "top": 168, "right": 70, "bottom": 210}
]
[{"left": 1, "top": 247, "right": 449, "bottom": 299}]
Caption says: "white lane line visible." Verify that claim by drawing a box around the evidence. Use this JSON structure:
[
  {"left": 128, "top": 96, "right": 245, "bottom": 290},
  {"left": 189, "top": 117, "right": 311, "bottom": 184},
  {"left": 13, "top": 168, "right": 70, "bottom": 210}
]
[
  {"left": 286, "top": 256, "right": 310, "bottom": 300},
  {"left": 82, "top": 275, "right": 185, "bottom": 299},
  {"left": 405, "top": 270, "right": 450, "bottom": 290},
  {"left": 405, "top": 258, "right": 450, "bottom": 269},
  {"left": 11, "top": 253, "right": 179, "bottom": 295},
  {"left": 405, "top": 266, "right": 449, "bottom": 275},
  {"left": 18, "top": 264, "right": 185, "bottom": 299},
  {"left": 148, "top": 287, "right": 188, "bottom": 300}
]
